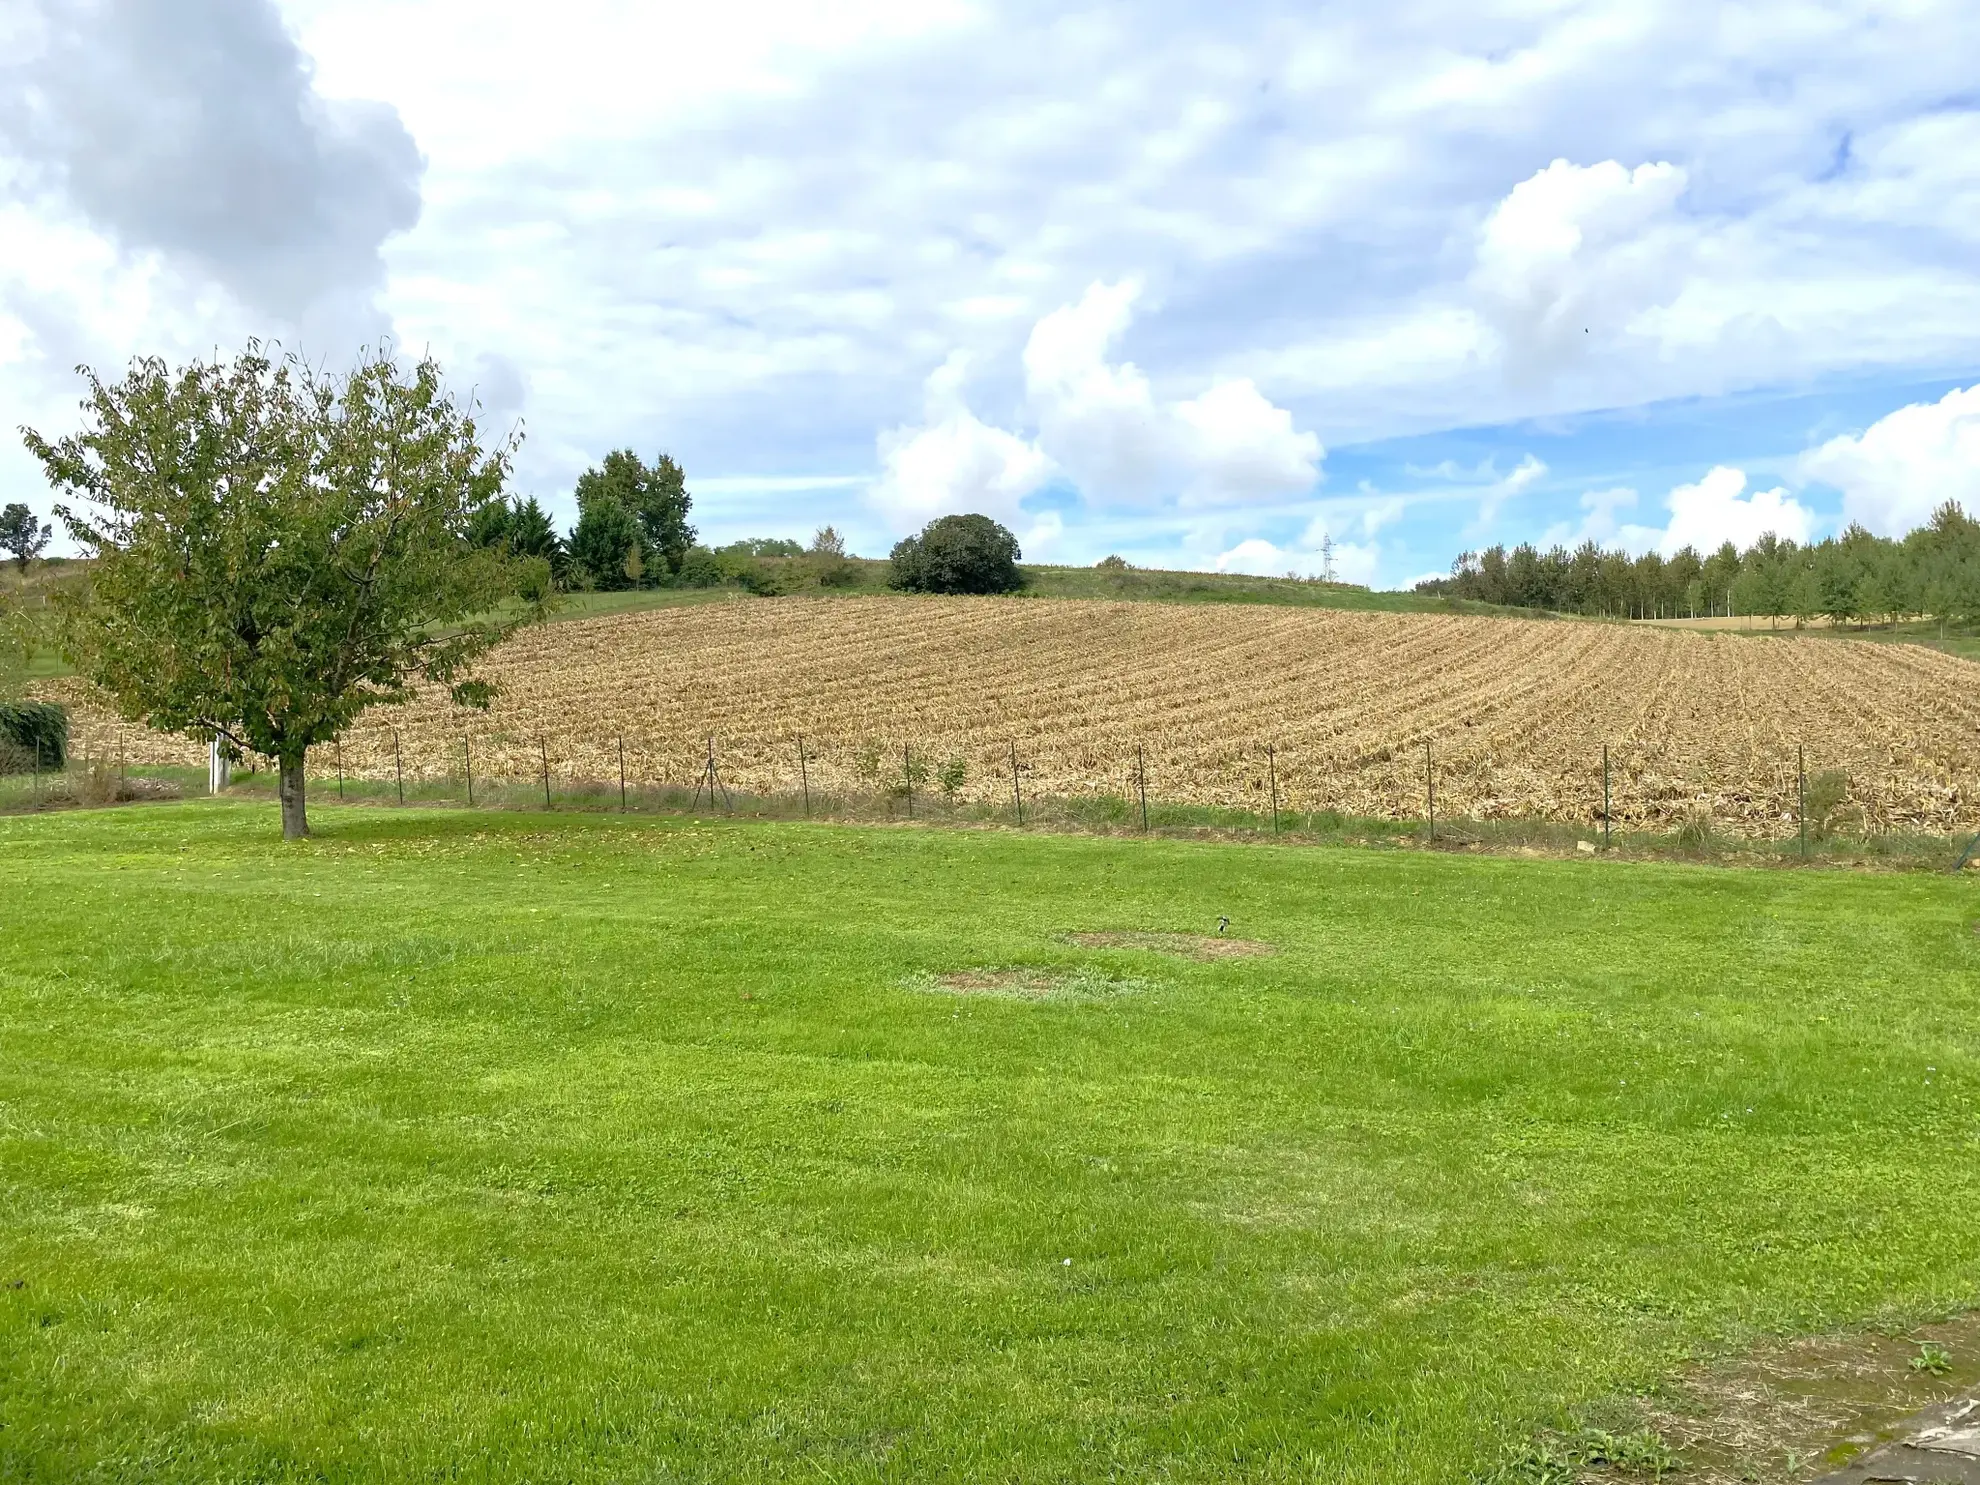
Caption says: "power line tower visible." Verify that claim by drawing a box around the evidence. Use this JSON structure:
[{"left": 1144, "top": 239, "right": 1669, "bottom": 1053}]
[{"left": 1319, "top": 533, "right": 1337, "bottom": 584}]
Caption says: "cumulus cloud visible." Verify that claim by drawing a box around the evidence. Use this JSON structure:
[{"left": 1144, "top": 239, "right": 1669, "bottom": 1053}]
[
  {"left": 1472, "top": 159, "right": 1690, "bottom": 382},
  {"left": 872, "top": 284, "right": 1320, "bottom": 532},
  {"left": 1656, "top": 466, "right": 1813, "bottom": 553},
  {"left": 870, "top": 352, "right": 1056, "bottom": 527},
  {"left": 1021, "top": 281, "right": 1320, "bottom": 507},
  {"left": 0, "top": 0, "right": 422, "bottom": 339},
  {"left": 1799, "top": 385, "right": 1980, "bottom": 537},
  {"left": 1213, "top": 528, "right": 1379, "bottom": 585}
]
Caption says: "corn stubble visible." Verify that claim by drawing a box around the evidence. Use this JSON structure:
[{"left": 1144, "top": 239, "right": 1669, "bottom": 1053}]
[{"left": 60, "top": 597, "right": 1980, "bottom": 835}]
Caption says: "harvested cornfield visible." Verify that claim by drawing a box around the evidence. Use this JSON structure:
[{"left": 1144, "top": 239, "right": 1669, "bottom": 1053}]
[{"left": 46, "top": 596, "right": 1980, "bottom": 834}]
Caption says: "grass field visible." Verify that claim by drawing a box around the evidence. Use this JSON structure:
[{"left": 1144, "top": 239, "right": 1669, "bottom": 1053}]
[{"left": 3, "top": 802, "right": 1977, "bottom": 1481}]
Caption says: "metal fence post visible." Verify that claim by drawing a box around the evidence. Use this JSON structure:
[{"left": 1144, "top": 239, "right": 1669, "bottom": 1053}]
[
  {"left": 903, "top": 742, "right": 914, "bottom": 819},
  {"left": 1603, "top": 743, "right": 1611, "bottom": 849},
  {"left": 1425, "top": 740, "right": 1435, "bottom": 842},
  {"left": 394, "top": 731, "right": 404, "bottom": 805},
  {"left": 1136, "top": 745, "right": 1149, "bottom": 833},
  {"left": 464, "top": 734, "right": 474, "bottom": 806},
  {"left": 336, "top": 738, "right": 344, "bottom": 800},
  {"left": 798, "top": 735, "right": 810, "bottom": 818},
  {"left": 1798, "top": 743, "right": 1807, "bottom": 859},
  {"left": 1010, "top": 741, "right": 1023, "bottom": 826},
  {"left": 1267, "top": 742, "right": 1280, "bottom": 833},
  {"left": 540, "top": 738, "right": 551, "bottom": 810},
  {"left": 618, "top": 734, "right": 628, "bottom": 812}
]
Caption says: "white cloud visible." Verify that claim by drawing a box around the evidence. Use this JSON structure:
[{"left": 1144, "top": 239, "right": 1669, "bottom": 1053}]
[
  {"left": 1213, "top": 530, "right": 1378, "bottom": 584},
  {"left": 1656, "top": 466, "right": 1812, "bottom": 554},
  {"left": 869, "top": 351, "right": 1056, "bottom": 527},
  {"left": 1474, "top": 454, "right": 1549, "bottom": 528},
  {"left": 1022, "top": 281, "right": 1169, "bottom": 503},
  {"left": 1170, "top": 378, "right": 1323, "bottom": 502},
  {"left": 1472, "top": 159, "right": 1690, "bottom": 382},
  {"left": 1799, "top": 384, "right": 1980, "bottom": 537},
  {"left": 1022, "top": 281, "right": 1321, "bottom": 506}
]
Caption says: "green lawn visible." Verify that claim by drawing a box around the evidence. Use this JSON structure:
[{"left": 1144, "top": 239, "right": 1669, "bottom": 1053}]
[{"left": 2, "top": 804, "right": 1976, "bottom": 1482}]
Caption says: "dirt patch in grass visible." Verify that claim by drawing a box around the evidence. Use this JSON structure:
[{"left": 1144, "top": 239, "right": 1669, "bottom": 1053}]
[
  {"left": 1065, "top": 931, "right": 1276, "bottom": 961},
  {"left": 919, "top": 967, "right": 1146, "bottom": 1001},
  {"left": 1634, "top": 1312, "right": 1980, "bottom": 1483}
]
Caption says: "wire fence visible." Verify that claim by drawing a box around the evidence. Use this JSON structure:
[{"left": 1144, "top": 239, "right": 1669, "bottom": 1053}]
[{"left": 9, "top": 717, "right": 1977, "bottom": 863}]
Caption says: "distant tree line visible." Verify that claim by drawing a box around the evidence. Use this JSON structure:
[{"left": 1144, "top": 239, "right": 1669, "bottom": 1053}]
[
  {"left": 1416, "top": 502, "right": 1980, "bottom": 627},
  {"left": 466, "top": 448, "right": 866, "bottom": 596},
  {"left": 472, "top": 449, "right": 1028, "bottom": 597}
]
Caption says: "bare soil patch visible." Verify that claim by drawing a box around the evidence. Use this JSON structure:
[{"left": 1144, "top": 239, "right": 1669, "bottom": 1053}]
[
  {"left": 921, "top": 967, "right": 1144, "bottom": 1000},
  {"left": 1065, "top": 931, "right": 1276, "bottom": 961},
  {"left": 1636, "top": 1313, "right": 1980, "bottom": 1483}
]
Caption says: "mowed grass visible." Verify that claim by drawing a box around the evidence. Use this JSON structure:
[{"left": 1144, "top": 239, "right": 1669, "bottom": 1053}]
[{"left": 1, "top": 805, "right": 1977, "bottom": 1483}]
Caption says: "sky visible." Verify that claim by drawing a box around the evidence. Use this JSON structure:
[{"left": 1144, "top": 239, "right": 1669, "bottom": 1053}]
[{"left": 3, "top": 0, "right": 1979, "bottom": 588}]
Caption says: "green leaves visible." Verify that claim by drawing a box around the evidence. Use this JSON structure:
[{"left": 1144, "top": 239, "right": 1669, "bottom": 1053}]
[{"left": 21, "top": 342, "right": 544, "bottom": 783}]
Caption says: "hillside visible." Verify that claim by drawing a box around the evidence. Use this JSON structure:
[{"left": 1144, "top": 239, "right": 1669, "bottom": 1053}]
[{"left": 52, "top": 593, "right": 1980, "bottom": 835}]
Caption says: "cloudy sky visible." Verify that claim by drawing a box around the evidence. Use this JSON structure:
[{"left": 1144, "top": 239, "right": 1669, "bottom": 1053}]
[{"left": 4, "top": 0, "right": 1979, "bottom": 586}]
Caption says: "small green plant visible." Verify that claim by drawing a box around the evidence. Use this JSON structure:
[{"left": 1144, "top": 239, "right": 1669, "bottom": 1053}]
[
  {"left": 1484, "top": 1426, "right": 1678, "bottom": 1483},
  {"left": 890, "top": 749, "right": 929, "bottom": 799},
  {"left": 1804, "top": 768, "right": 1851, "bottom": 840},
  {"left": 937, "top": 755, "right": 967, "bottom": 800},
  {"left": 853, "top": 741, "right": 882, "bottom": 788},
  {"left": 1910, "top": 1341, "right": 1953, "bottom": 1377}
]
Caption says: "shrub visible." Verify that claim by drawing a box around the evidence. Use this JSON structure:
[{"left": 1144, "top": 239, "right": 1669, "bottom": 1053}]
[
  {"left": 1095, "top": 554, "right": 1130, "bottom": 571},
  {"left": 0, "top": 701, "right": 66, "bottom": 771},
  {"left": 674, "top": 546, "right": 724, "bottom": 588},
  {"left": 938, "top": 755, "right": 967, "bottom": 799},
  {"left": 809, "top": 526, "right": 860, "bottom": 588},
  {"left": 888, "top": 514, "right": 1023, "bottom": 595}
]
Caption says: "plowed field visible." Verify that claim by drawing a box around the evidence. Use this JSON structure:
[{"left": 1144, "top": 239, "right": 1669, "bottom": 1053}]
[{"left": 53, "top": 596, "right": 1980, "bottom": 833}]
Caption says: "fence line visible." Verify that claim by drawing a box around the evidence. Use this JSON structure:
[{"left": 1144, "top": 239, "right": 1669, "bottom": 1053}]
[{"left": 26, "top": 712, "right": 1974, "bottom": 848}]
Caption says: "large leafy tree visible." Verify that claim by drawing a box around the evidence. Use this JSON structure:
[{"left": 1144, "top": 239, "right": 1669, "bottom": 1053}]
[
  {"left": 571, "top": 450, "right": 694, "bottom": 584},
  {"left": 0, "top": 502, "right": 51, "bottom": 571},
  {"left": 888, "top": 513, "right": 1024, "bottom": 595},
  {"left": 567, "top": 493, "right": 647, "bottom": 590},
  {"left": 22, "top": 344, "right": 548, "bottom": 839}
]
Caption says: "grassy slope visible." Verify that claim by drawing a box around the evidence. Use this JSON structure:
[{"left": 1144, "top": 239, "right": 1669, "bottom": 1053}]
[
  {"left": 543, "top": 559, "right": 1527, "bottom": 626},
  {"left": 2, "top": 804, "right": 1977, "bottom": 1482}
]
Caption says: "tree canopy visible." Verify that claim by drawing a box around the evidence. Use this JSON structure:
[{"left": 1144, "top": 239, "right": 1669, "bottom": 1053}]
[
  {"left": 567, "top": 449, "right": 695, "bottom": 589},
  {"left": 0, "top": 502, "right": 51, "bottom": 571},
  {"left": 22, "top": 344, "right": 549, "bottom": 838},
  {"left": 1419, "top": 502, "right": 1980, "bottom": 627},
  {"left": 888, "top": 513, "right": 1024, "bottom": 595}
]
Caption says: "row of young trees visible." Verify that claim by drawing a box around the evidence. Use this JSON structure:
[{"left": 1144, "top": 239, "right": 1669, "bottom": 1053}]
[{"left": 1417, "top": 502, "right": 1980, "bottom": 626}]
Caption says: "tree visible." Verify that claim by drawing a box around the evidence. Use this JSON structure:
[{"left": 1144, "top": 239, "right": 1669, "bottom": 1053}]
[
  {"left": 567, "top": 495, "right": 646, "bottom": 590},
  {"left": 888, "top": 513, "right": 1024, "bottom": 595},
  {"left": 0, "top": 502, "right": 51, "bottom": 571},
  {"left": 22, "top": 344, "right": 547, "bottom": 840},
  {"left": 808, "top": 525, "right": 858, "bottom": 588},
  {"left": 473, "top": 495, "right": 565, "bottom": 583},
  {"left": 572, "top": 450, "right": 694, "bottom": 581}
]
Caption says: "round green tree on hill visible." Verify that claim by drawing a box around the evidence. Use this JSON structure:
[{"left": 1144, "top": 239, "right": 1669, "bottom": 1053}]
[{"left": 888, "top": 513, "right": 1024, "bottom": 595}]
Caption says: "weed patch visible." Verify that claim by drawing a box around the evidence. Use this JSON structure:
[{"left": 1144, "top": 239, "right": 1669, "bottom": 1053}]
[{"left": 1064, "top": 930, "right": 1276, "bottom": 960}]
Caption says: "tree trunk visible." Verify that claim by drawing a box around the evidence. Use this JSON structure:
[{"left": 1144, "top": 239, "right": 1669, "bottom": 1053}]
[{"left": 280, "top": 752, "right": 309, "bottom": 840}]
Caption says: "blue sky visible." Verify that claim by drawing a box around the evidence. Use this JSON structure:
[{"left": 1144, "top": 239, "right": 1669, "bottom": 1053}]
[{"left": 4, "top": 0, "right": 1979, "bottom": 587}]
